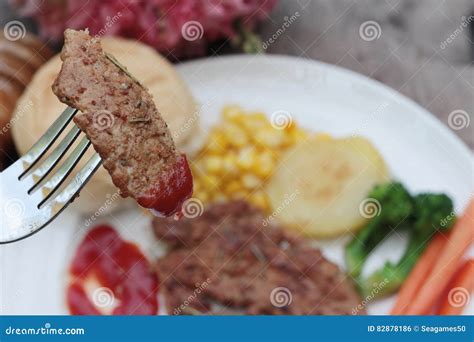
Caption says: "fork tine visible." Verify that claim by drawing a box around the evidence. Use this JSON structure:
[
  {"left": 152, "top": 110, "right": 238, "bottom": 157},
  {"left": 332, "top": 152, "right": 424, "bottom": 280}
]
[
  {"left": 19, "top": 106, "right": 78, "bottom": 178},
  {"left": 37, "top": 136, "right": 92, "bottom": 208},
  {"left": 28, "top": 125, "right": 81, "bottom": 194},
  {"left": 41, "top": 153, "right": 102, "bottom": 213}
]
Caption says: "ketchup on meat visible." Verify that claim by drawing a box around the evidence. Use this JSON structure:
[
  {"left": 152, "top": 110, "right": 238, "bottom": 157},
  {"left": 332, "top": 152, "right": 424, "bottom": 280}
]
[
  {"left": 137, "top": 154, "right": 193, "bottom": 217},
  {"left": 67, "top": 225, "right": 158, "bottom": 315}
]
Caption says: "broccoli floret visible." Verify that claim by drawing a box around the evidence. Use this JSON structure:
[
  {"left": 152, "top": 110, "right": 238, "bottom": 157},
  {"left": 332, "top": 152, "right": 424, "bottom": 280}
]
[
  {"left": 356, "top": 192, "right": 456, "bottom": 299},
  {"left": 345, "top": 182, "right": 413, "bottom": 278}
]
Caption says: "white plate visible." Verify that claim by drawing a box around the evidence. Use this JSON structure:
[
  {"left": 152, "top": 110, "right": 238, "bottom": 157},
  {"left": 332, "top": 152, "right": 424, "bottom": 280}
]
[{"left": 2, "top": 55, "right": 472, "bottom": 315}]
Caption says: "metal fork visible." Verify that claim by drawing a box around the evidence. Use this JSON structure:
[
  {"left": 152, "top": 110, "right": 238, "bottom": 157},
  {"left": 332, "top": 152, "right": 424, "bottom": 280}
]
[{"left": 0, "top": 106, "right": 102, "bottom": 244}]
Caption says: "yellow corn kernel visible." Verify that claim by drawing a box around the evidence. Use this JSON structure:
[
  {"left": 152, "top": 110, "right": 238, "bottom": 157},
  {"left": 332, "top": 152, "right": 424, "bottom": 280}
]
[
  {"left": 255, "top": 128, "right": 286, "bottom": 148},
  {"left": 195, "top": 191, "right": 209, "bottom": 203},
  {"left": 202, "top": 175, "right": 219, "bottom": 190},
  {"left": 223, "top": 153, "right": 238, "bottom": 175},
  {"left": 241, "top": 173, "right": 261, "bottom": 190},
  {"left": 248, "top": 111, "right": 268, "bottom": 122},
  {"left": 249, "top": 191, "right": 269, "bottom": 210},
  {"left": 204, "top": 156, "right": 224, "bottom": 174},
  {"left": 241, "top": 116, "right": 270, "bottom": 132},
  {"left": 225, "top": 180, "right": 241, "bottom": 195},
  {"left": 254, "top": 162, "right": 273, "bottom": 179},
  {"left": 237, "top": 147, "right": 256, "bottom": 171},
  {"left": 258, "top": 151, "right": 275, "bottom": 167},
  {"left": 290, "top": 129, "right": 309, "bottom": 143},
  {"left": 223, "top": 124, "right": 248, "bottom": 148},
  {"left": 222, "top": 105, "right": 243, "bottom": 121},
  {"left": 315, "top": 132, "right": 332, "bottom": 141},
  {"left": 253, "top": 151, "right": 275, "bottom": 179},
  {"left": 206, "top": 131, "right": 227, "bottom": 152}
]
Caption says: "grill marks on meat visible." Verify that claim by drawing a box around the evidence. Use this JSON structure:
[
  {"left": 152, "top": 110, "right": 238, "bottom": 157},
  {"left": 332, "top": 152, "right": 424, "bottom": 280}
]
[
  {"left": 153, "top": 201, "right": 365, "bottom": 315},
  {"left": 52, "top": 29, "right": 192, "bottom": 216}
]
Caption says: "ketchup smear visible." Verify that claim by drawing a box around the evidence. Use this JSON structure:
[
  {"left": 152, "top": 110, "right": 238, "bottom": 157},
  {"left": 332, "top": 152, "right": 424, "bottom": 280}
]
[
  {"left": 137, "top": 154, "right": 193, "bottom": 217},
  {"left": 67, "top": 225, "right": 159, "bottom": 315}
]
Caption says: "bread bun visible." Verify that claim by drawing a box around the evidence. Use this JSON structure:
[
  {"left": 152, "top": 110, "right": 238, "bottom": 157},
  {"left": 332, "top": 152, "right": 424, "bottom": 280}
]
[
  {"left": 0, "top": 31, "right": 53, "bottom": 168},
  {"left": 0, "top": 40, "right": 46, "bottom": 69},
  {"left": 0, "top": 78, "right": 17, "bottom": 145},
  {"left": 0, "top": 52, "right": 36, "bottom": 86},
  {"left": 0, "top": 30, "right": 53, "bottom": 60},
  {"left": 12, "top": 36, "right": 200, "bottom": 213}
]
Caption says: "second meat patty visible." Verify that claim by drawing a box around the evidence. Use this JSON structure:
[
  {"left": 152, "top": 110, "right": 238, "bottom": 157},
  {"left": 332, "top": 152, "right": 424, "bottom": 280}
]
[{"left": 153, "top": 200, "right": 365, "bottom": 315}]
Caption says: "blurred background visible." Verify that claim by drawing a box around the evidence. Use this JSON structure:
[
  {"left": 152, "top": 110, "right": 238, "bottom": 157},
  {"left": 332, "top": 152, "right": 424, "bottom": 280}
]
[{"left": 0, "top": 0, "right": 472, "bottom": 170}]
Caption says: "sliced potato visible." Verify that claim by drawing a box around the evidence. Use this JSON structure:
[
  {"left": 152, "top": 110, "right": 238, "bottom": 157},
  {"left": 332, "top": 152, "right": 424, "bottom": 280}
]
[{"left": 266, "top": 136, "right": 389, "bottom": 238}]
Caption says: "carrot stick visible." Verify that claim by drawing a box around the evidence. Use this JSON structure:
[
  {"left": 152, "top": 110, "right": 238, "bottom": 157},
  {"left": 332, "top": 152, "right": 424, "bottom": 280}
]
[
  {"left": 390, "top": 233, "right": 448, "bottom": 315},
  {"left": 437, "top": 259, "right": 474, "bottom": 315},
  {"left": 405, "top": 198, "right": 474, "bottom": 315}
]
